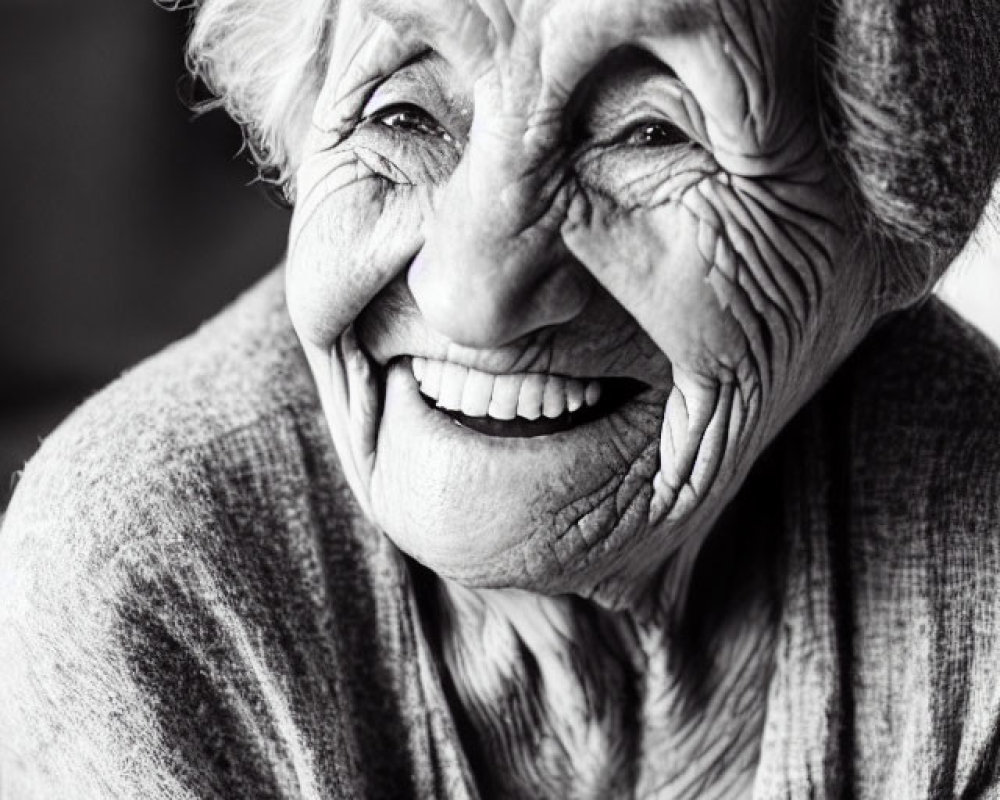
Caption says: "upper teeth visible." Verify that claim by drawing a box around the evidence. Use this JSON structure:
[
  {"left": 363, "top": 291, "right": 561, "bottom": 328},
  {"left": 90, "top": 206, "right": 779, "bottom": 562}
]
[{"left": 411, "top": 357, "right": 602, "bottom": 420}]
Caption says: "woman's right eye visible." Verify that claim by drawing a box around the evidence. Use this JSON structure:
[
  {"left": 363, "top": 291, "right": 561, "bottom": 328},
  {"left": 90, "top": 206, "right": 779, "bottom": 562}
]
[{"left": 367, "top": 103, "right": 454, "bottom": 143}]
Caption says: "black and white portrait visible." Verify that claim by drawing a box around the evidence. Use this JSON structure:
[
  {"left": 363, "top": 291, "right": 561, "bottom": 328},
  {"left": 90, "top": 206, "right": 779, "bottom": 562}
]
[{"left": 2, "top": 1, "right": 1000, "bottom": 797}]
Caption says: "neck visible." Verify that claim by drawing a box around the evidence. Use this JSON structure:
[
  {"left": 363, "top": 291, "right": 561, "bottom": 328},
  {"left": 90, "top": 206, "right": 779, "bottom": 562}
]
[{"left": 415, "top": 501, "right": 783, "bottom": 799}]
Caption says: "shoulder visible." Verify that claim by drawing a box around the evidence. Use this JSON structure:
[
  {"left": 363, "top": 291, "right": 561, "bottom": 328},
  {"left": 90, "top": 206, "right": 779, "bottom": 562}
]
[
  {"left": 845, "top": 296, "right": 1000, "bottom": 505},
  {"left": 767, "top": 301, "right": 1000, "bottom": 795},
  {"left": 827, "top": 300, "right": 1000, "bottom": 794},
  {"left": 853, "top": 294, "right": 1000, "bottom": 422},
  {"left": 0, "top": 268, "right": 373, "bottom": 795},
  {"left": 800, "top": 297, "right": 1000, "bottom": 575},
  {"left": 5, "top": 267, "right": 343, "bottom": 536},
  {"left": 2, "top": 267, "right": 355, "bottom": 590},
  {"left": 837, "top": 296, "right": 1000, "bottom": 609}
]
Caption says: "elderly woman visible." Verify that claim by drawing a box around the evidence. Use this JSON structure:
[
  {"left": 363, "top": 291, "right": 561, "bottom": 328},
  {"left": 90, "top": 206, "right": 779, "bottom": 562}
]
[{"left": 3, "top": 0, "right": 1000, "bottom": 797}]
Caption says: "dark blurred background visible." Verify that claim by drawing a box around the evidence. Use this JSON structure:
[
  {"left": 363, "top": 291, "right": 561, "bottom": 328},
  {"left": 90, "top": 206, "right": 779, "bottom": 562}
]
[{"left": 1, "top": 0, "right": 290, "bottom": 507}]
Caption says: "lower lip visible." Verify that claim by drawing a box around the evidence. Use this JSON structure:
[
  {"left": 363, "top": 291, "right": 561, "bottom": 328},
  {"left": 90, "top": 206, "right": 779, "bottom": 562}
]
[{"left": 417, "top": 378, "right": 648, "bottom": 439}]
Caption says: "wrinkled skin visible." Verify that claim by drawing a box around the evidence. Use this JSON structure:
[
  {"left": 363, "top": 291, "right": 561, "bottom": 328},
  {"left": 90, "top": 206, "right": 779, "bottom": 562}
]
[
  {"left": 287, "top": 0, "right": 878, "bottom": 612},
  {"left": 284, "top": 1, "right": 893, "bottom": 793}
]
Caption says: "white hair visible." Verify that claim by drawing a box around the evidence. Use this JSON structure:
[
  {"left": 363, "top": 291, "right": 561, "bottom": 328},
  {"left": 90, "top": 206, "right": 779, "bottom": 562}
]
[{"left": 164, "top": 0, "right": 336, "bottom": 184}]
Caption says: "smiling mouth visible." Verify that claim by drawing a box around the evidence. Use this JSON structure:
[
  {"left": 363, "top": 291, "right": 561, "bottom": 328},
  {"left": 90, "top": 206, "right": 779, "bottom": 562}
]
[{"left": 408, "top": 356, "right": 647, "bottom": 438}]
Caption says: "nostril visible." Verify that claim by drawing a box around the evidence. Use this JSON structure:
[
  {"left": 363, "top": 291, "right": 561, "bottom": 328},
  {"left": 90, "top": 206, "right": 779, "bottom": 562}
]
[{"left": 408, "top": 253, "right": 595, "bottom": 348}]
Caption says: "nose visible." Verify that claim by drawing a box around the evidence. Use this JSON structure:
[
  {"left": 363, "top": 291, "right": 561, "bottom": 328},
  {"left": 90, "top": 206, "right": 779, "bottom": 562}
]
[{"left": 407, "top": 123, "right": 593, "bottom": 348}]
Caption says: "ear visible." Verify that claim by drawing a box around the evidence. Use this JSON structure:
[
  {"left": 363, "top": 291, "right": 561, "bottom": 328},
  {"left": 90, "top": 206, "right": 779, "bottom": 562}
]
[{"left": 818, "top": 0, "right": 1000, "bottom": 289}]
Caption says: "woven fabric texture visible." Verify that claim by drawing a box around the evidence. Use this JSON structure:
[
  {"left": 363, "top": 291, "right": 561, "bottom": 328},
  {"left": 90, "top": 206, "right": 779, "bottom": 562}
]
[{"left": 1, "top": 268, "right": 999, "bottom": 798}]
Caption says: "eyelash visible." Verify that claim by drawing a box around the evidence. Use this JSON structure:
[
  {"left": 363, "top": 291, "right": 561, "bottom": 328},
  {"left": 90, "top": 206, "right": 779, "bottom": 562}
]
[
  {"left": 366, "top": 103, "right": 455, "bottom": 143},
  {"left": 618, "top": 118, "right": 687, "bottom": 148}
]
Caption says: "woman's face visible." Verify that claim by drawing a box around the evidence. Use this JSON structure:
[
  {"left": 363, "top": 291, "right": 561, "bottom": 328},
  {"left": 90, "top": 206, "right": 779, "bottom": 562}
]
[{"left": 286, "top": 0, "right": 877, "bottom": 606}]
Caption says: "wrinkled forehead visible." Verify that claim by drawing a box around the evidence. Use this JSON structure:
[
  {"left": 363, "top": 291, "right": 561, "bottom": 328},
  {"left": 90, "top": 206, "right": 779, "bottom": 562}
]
[
  {"left": 362, "top": 0, "right": 718, "bottom": 51},
  {"left": 328, "top": 0, "right": 811, "bottom": 97}
]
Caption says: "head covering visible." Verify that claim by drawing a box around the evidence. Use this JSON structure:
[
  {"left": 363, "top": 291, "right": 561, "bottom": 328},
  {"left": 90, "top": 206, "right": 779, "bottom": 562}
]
[{"left": 822, "top": 0, "right": 1000, "bottom": 262}]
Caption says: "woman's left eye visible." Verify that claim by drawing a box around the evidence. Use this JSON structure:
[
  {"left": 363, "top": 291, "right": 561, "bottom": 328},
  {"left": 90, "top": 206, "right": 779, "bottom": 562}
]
[
  {"left": 622, "top": 120, "right": 686, "bottom": 148},
  {"left": 369, "top": 103, "right": 454, "bottom": 142}
]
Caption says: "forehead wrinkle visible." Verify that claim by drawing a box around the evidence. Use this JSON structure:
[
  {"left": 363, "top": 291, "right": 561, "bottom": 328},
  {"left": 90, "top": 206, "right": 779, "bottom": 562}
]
[
  {"left": 363, "top": 0, "right": 498, "bottom": 76},
  {"left": 531, "top": 0, "right": 718, "bottom": 115}
]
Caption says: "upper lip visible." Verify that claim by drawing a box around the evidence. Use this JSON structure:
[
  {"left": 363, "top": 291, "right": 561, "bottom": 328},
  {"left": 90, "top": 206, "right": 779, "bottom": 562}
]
[{"left": 377, "top": 349, "right": 655, "bottom": 387}]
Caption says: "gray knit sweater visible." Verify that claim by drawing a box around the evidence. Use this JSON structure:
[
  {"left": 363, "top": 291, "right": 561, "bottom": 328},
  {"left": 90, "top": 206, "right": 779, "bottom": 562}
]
[{"left": 2, "top": 268, "right": 1000, "bottom": 799}]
